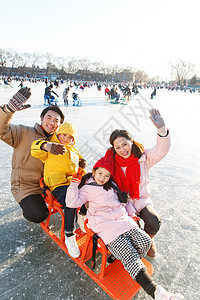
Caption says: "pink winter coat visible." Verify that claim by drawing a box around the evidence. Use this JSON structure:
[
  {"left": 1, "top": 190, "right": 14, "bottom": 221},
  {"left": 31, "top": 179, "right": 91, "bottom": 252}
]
[{"left": 66, "top": 178, "right": 137, "bottom": 245}]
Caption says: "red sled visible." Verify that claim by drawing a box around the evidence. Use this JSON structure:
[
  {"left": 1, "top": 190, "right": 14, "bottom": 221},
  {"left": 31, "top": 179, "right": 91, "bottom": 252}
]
[{"left": 40, "top": 178, "right": 153, "bottom": 300}]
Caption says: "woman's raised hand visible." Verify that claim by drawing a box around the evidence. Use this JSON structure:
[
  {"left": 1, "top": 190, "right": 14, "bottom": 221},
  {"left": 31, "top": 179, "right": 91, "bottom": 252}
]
[
  {"left": 149, "top": 109, "right": 165, "bottom": 129},
  {"left": 149, "top": 109, "right": 167, "bottom": 136}
]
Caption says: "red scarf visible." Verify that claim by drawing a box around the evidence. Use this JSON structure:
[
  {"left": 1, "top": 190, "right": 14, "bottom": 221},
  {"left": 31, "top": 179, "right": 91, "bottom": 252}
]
[{"left": 113, "top": 153, "right": 140, "bottom": 199}]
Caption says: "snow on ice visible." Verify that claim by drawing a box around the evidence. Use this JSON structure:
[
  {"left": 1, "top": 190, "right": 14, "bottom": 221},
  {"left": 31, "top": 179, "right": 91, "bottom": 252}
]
[{"left": 0, "top": 81, "right": 200, "bottom": 299}]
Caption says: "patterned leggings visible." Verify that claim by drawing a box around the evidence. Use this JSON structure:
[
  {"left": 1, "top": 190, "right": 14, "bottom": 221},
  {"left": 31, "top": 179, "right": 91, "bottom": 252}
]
[{"left": 107, "top": 227, "right": 151, "bottom": 279}]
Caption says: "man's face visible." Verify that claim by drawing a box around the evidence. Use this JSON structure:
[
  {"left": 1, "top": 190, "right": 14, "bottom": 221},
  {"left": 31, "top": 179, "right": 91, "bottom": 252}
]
[{"left": 41, "top": 110, "right": 61, "bottom": 134}]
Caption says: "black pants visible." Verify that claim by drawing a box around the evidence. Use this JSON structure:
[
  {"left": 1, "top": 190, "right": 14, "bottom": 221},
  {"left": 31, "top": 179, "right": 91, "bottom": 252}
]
[
  {"left": 19, "top": 194, "right": 49, "bottom": 223},
  {"left": 52, "top": 185, "right": 76, "bottom": 234},
  {"left": 139, "top": 205, "right": 161, "bottom": 236},
  {"left": 136, "top": 269, "right": 157, "bottom": 298}
]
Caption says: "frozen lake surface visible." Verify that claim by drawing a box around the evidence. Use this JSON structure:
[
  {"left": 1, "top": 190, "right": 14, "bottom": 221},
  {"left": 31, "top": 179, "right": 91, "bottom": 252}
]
[{"left": 0, "top": 81, "right": 200, "bottom": 299}]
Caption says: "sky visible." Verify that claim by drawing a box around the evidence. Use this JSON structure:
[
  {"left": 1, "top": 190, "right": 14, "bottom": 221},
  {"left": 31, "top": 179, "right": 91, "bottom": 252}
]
[{"left": 1, "top": 0, "right": 200, "bottom": 80}]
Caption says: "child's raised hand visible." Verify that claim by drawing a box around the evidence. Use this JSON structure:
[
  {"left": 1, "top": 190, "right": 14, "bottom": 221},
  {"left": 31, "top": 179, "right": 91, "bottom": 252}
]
[
  {"left": 72, "top": 167, "right": 84, "bottom": 183},
  {"left": 44, "top": 142, "right": 66, "bottom": 155},
  {"left": 149, "top": 109, "right": 165, "bottom": 129}
]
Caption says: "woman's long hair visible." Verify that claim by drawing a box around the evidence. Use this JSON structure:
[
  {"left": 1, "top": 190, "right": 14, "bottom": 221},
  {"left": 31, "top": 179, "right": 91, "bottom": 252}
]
[{"left": 109, "top": 129, "right": 143, "bottom": 159}]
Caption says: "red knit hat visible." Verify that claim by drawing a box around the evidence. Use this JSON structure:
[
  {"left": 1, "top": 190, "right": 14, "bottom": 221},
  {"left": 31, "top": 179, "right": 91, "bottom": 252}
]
[{"left": 93, "top": 156, "right": 114, "bottom": 177}]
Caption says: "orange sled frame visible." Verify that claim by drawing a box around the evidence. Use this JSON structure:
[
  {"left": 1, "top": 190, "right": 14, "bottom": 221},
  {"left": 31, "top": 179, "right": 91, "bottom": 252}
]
[{"left": 39, "top": 178, "right": 153, "bottom": 300}]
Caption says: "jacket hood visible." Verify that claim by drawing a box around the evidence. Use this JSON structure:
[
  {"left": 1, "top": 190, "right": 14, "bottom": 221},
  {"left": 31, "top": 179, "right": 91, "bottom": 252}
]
[{"left": 56, "top": 121, "right": 77, "bottom": 144}]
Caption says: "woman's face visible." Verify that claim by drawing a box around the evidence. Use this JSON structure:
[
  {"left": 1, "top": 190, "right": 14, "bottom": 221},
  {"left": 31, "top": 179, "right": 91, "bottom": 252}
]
[
  {"left": 113, "top": 136, "right": 132, "bottom": 158},
  {"left": 92, "top": 167, "right": 111, "bottom": 185}
]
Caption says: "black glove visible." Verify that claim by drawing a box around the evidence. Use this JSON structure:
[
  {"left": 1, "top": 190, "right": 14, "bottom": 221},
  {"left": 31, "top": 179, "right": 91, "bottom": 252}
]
[
  {"left": 6, "top": 87, "right": 31, "bottom": 113},
  {"left": 117, "top": 191, "right": 130, "bottom": 203}
]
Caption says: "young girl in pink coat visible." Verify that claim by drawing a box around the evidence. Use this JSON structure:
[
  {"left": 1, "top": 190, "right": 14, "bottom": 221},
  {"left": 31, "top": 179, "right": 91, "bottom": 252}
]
[{"left": 66, "top": 156, "right": 183, "bottom": 300}]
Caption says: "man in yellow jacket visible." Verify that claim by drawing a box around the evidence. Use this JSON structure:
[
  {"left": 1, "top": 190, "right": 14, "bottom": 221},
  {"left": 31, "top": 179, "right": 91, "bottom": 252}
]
[{"left": 31, "top": 121, "right": 86, "bottom": 258}]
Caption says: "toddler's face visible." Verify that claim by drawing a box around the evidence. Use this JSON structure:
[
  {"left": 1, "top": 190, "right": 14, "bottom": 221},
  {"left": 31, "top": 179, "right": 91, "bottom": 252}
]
[
  {"left": 92, "top": 167, "right": 111, "bottom": 185},
  {"left": 57, "top": 133, "right": 74, "bottom": 145}
]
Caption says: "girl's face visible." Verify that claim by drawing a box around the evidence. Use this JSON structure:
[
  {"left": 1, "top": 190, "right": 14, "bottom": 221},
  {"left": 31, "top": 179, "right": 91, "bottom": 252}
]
[
  {"left": 57, "top": 133, "right": 74, "bottom": 145},
  {"left": 92, "top": 167, "right": 111, "bottom": 185},
  {"left": 113, "top": 136, "right": 132, "bottom": 158}
]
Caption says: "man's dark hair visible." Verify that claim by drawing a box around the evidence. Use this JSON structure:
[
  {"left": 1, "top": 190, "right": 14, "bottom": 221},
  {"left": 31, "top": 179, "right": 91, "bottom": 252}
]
[{"left": 40, "top": 105, "right": 65, "bottom": 124}]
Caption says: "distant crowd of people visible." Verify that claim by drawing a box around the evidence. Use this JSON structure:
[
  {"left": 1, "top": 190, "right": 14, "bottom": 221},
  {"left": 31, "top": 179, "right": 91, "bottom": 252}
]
[{"left": 1, "top": 76, "right": 200, "bottom": 108}]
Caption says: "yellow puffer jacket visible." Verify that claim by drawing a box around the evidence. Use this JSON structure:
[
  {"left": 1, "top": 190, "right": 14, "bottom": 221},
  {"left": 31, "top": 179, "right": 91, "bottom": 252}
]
[{"left": 31, "top": 134, "right": 83, "bottom": 192}]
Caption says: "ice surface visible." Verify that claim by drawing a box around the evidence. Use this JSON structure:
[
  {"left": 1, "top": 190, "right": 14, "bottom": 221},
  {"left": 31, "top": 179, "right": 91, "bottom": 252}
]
[{"left": 0, "top": 82, "right": 200, "bottom": 299}]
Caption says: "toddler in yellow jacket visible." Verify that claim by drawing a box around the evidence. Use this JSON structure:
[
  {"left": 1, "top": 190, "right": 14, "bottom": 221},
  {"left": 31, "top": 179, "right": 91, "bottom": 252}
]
[{"left": 31, "top": 121, "right": 86, "bottom": 258}]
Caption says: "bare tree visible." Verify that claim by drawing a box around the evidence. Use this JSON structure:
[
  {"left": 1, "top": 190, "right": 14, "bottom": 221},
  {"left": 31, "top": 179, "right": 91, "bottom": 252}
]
[
  {"left": 111, "top": 64, "right": 121, "bottom": 75},
  {"left": 10, "top": 52, "right": 24, "bottom": 77},
  {"left": 66, "top": 58, "right": 79, "bottom": 74},
  {"left": 55, "top": 56, "right": 68, "bottom": 78},
  {"left": 0, "top": 48, "right": 12, "bottom": 74},
  {"left": 56, "top": 56, "right": 67, "bottom": 69},
  {"left": 134, "top": 69, "right": 149, "bottom": 83},
  {"left": 17, "top": 52, "right": 32, "bottom": 76},
  {"left": 77, "top": 58, "right": 91, "bottom": 71},
  {"left": 4, "top": 48, "right": 17, "bottom": 69},
  {"left": 42, "top": 52, "right": 55, "bottom": 77},
  {"left": 0, "top": 47, "right": 154, "bottom": 82},
  {"left": 89, "top": 61, "right": 106, "bottom": 80},
  {"left": 29, "top": 52, "right": 43, "bottom": 76},
  {"left": 91, "top": 61, "right": 104, "bottom": 72},
  {"left": 20, "top": 52, "right": 31, "bottom": 67},
  {"left": 170, "top": 59, "right": 195, "bottom": 85}
]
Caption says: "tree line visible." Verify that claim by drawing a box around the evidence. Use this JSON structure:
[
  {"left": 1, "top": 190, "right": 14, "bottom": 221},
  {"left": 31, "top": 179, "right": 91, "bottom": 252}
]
[{"left": 0, "top": 48, "right": 197, "bottom": 84}]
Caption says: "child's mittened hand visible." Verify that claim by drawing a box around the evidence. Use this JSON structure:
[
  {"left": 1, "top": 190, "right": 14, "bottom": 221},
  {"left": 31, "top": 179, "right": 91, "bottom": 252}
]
[
  {"left": 149, "top": 109, "right": 165, "bottom": 129},
  {"left": 45, "top": 142, "right": 66, "bottom": 155},
  {"left": 72, "top": 168, "right": 84, "bottom": 183},
  {"left": 6, "top": 87, "right": 31, "bottom": 113}
]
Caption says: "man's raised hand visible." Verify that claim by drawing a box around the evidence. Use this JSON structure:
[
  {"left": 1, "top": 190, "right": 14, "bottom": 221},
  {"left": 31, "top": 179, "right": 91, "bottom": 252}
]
[{"left": 6, "top": 87, "right": 31, "bottom": 113}]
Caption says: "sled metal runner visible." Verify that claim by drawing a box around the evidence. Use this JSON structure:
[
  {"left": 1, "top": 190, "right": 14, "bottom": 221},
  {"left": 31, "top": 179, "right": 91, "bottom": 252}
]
[{"left": 40, "top": 178, "right": 153, "bottom": 300}]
